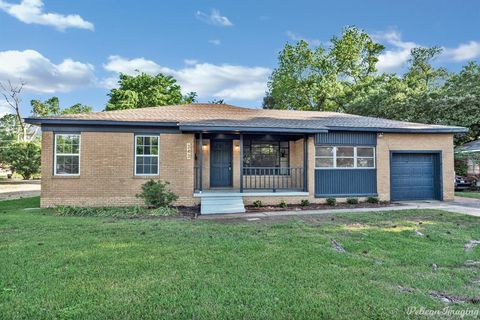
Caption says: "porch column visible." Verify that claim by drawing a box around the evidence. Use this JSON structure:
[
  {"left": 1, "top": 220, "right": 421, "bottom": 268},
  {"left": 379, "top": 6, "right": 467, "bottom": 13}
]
[
  {"left": 240, "top": 133, "right": 244, "bottom": 193},
  {"left": 199, "top": 133, "right": 203, "bottom": 192},
  {"left": 303, "top": 134, "right": 308, "bottom": 192}
]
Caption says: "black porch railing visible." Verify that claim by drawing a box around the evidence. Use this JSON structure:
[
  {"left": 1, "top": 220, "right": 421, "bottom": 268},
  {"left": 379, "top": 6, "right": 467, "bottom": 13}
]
[{"left": 243, "top": 167, "right": 304, "bottom": 192}]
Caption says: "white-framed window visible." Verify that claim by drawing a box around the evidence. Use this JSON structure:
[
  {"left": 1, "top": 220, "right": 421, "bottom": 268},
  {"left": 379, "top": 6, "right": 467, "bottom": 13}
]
[
  {"left": 54, "top": 134, "right": 80, "bottom": 176},
  {"left": 135, "top": 135, "right": 159, "bottom": 175},
  {"left": 315, "top": 146, "right": 375, "bottom": 169}
]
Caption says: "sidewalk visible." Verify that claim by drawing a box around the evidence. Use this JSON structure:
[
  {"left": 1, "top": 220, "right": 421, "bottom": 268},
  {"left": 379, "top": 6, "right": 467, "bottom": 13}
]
[
  {"left": 0, "top": 179, "right": 41, "bottom": 200},
  {"left": 199, "top": 200, "right": 480, "bottom": 220}
]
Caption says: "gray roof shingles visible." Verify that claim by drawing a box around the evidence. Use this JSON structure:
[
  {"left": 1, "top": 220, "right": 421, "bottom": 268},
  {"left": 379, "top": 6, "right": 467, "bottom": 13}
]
[{"left": 24, "top": 103, "right": 468, "bottom": 133}]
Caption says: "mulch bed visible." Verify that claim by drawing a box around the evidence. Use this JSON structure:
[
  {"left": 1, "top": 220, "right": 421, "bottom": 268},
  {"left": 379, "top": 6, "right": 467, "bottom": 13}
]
[
  {"left": 175, "top": 202, "right": 395, "bottom": 216},
  {"left": 245, "top": 202, "right": 394, "bottom": 213}
]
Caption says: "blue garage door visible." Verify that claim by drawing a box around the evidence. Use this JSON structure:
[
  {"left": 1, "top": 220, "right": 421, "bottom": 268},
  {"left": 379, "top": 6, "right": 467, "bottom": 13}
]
[{"left": 391, "top": 153, "right": 441, "bottom": 201}]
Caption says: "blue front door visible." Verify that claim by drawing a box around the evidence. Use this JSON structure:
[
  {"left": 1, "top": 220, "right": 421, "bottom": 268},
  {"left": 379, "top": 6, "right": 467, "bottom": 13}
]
[{"left": 210, "top": 140, "right": 233, "bottom": 187}]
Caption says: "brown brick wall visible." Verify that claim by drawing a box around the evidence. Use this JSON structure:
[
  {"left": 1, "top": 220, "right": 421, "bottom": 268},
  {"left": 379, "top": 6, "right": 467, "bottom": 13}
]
[
  {"left": 41, "top": 131, "right": 197, "bottom": 207},
  {"left": 376, "top": 133, "right": 454, "bottom": 201}
]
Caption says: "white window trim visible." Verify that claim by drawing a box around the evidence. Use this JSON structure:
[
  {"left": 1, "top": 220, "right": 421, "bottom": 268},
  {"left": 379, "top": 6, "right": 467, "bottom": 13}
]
[
  {"left": 134, "top": 135, "right": 160, "bottom": 176},
  {"left": 315, "top": 146, "right": 376, "bottom": 169},
  {"left": 54, "top": 133, "right": 81, "bottom": 176}
]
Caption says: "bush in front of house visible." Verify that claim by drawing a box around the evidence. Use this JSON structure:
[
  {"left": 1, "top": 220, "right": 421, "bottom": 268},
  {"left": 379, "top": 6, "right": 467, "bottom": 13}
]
[
  {"left": 136, "top": 180, "right": 178, "bottom": 208},
  {"left": 279, "top": 200, "right": 288, "bottom": 208},
  {"left": 55, "top": 205, "right": 178, "bottom": 217},
  {"left": 300, "top": 199, "right": 310, "bottom": 207},
  {"left": 346, "top": 198, "right": 359, "bottom": 205},
  {"left": 326, "top": 198, "right": 336, "bottom": 206},
  {"left": 367, "top": 196, "right": 379, "bottom": 204},
  {"left": 253, "top": 200, "right": 263, "bottom": 208}
]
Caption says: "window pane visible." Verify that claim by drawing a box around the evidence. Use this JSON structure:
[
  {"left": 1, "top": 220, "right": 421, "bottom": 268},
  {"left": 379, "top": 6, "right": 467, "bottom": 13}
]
[
  {"left": 56, "top": 155, "right": 79, "bottom": 174},
  {"left": 315, "top": 158, "right": 334, "bottom": 168},
  {"left": 336, "top": 147, "right": 354, "bottom": 157},
  {"left": 56, "top": 134, "right": 80, "bottom": 155},
  {"left": 136, "top": 156, "right": 158, "bottom": 174},
  {"left": 136, "top": 136, "right": 158, "bottom": 157},
  {"left": 315, "top": 147, "right": 334, "bottom": 157},
  {"left": 357, "top": 147, "right": 374, "bottom": 157},
  {"left": 337, "top": 157, "right": 354, "bottom": 167},
  {"left": 246, "top": 141, "right": 288, "bottom": 168},
  {"left": 357, "top": 158, "right": 374, "bottom": 168}
]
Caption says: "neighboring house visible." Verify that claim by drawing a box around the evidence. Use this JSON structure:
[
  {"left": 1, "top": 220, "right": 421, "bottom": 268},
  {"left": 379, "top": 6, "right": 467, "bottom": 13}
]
[
  {"left": 457, "top": 139, "right": 480, "bottom": 176},
  {"left": 25, "top": 104, "right": 467, "bottom": 214}
]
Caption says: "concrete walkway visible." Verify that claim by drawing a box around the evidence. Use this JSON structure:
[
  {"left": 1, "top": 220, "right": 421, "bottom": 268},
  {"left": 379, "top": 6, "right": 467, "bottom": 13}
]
[
  {"left": 199, "top": 198, "right": 480, "bottom": 220},
  {"left": 0, "top": 180, "right": 41, "bottom": 200}
]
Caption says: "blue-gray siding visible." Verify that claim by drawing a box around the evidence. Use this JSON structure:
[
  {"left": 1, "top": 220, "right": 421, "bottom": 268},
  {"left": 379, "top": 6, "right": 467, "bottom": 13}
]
[
  {"left": 314, "top": 131, "right": 377, "bottom": 197},
  {"left": 314, "top": 169, "right": 377, "bottom": 197},
  {"left": 315, "top": 131, "right": 376, "bottom": 146}
]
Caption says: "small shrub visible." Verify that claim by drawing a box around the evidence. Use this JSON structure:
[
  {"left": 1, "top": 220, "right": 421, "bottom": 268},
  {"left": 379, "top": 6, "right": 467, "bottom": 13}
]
[
  {"left": 136, "top": 180, "right": 178, "bottom": 208},
  {"left": 279, "top": 200, "right": 288, "bottom": 208},
  {"left": 326, "top": 198, "right": 336, "bottom": 206},
  {"left": 253, "top": 200, "right": 263, "bottom": 208},
  {"left": 367, "top": 196, "right": 379, "bottom": 204},
  {"left": 346, "top": 197, "right": 359, "bottom": 205},
  {"left": 300, "top": 199, "right": 310, "bottom": 207}
]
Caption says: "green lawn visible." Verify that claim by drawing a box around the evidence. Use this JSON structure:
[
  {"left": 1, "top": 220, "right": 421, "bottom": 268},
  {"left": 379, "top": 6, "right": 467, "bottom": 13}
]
[
  {"left": 1, "top": 198, "right": 480, "bottom": 319},
  {"left": 456, "top": 191, "right": 480, "bottom": 200}
]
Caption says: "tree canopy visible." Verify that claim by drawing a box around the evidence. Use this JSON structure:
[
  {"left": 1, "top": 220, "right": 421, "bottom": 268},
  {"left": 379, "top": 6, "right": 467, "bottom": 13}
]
[
  {"left": 30, "top": 97, "right": 92, "bottom": 117},
  {"left": 105, "top": 72, "right": 196, "bottom": 111},
  {"left": 265, "top": 26, "right": 480, "bottom": 145}
]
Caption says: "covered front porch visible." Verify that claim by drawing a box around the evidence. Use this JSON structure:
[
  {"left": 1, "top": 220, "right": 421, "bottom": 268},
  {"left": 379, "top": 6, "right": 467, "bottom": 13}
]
[{"left": 193, "top": 132, "right": 309, "bottom": 194}]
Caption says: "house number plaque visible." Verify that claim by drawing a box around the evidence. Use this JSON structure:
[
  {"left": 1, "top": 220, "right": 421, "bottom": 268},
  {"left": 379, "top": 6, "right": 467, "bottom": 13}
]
[{"left": 186, "top": 142, "right": 192, "bottom": 159}]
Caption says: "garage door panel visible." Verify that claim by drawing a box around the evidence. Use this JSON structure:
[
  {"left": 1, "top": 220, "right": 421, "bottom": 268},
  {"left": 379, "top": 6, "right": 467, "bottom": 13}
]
[{"left": 391, "top": 153, "right": 440, "bottom": 201}]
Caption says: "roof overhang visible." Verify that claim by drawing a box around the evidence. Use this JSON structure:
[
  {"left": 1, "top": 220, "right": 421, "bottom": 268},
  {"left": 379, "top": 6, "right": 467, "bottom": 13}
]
[
  {"left": 23, "top": 118, "right": 468, "bottom": 134},
  {"left": 326, "top": 126, "right": 469, "bottom": 133},
  {"left": 178, "top": 125, "right": 328, "bottom": 134}
]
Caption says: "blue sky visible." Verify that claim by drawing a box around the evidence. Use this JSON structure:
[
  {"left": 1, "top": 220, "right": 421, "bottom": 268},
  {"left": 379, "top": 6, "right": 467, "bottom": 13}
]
[{"left": 0, "top": 0, "right": 479, "bottom": 116}]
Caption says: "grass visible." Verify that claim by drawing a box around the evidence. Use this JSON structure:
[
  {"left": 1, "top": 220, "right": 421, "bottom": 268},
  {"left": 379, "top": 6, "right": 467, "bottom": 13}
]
[
  {"left": 1, "top": 197, "right": 480, "bottom": 319},
  {"left": 456, "top": 191, "right": 480, "bottom": 199}
]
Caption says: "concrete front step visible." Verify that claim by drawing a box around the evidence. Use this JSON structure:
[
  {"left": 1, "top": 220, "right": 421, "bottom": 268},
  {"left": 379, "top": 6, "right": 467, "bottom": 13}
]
[{"left": 200, "top": 195, "right": 246, "bottom": 215}]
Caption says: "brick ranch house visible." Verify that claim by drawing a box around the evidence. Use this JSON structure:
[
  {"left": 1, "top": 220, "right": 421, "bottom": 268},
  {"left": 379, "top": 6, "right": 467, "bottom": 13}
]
[{"left": 25, "top": 104, "right": 467, "bottom": 214}]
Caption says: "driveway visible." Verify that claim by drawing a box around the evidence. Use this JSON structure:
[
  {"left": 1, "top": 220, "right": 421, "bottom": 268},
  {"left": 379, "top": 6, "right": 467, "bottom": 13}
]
[{"left": 0, "top": 180, "right": 41, "bottom": 200}]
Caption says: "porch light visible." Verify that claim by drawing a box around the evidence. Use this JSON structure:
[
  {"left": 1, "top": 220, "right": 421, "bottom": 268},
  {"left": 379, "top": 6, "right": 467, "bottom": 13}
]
[
  {"left": 234, "top": 141, "right": 240, "bottom": 151},
  {"left": 202, "top": 142, "right": 208, "bottom": 151}
]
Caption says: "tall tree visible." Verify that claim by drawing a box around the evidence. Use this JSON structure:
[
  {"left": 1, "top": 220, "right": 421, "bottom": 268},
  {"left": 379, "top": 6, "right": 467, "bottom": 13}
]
[
  {"left": 265, "top": 26, "right": 384, "bottom": 111},
  {"left": 0, "top": 80, "right": 27, "bottom": 141},
  {"left": 105, "top": 72, "right": 196, "bottom": 111}
]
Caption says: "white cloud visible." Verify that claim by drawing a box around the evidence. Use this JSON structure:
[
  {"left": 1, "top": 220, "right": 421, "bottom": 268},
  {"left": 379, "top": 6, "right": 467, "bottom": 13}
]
[
  {"left": 373, "top": 30, "right": 418, "bottom": 73},
  {"left": 102, "top": 55, "right": 270, "bottom": 101},
  {"left": 442, "top": 41, "right": 480, "bottom": 62},
  {"left": 286, "top": 31, "right": 322, "bottom": 46},
  {"left": 373, "top": 30, "right": 480, "bottom": 72},
  {"left": 208, "top": 39, "right": 221, "bottom": 46},
  {"left": 103, "top": 55, "right": 170, "bottom": 75},
  {"left": 0, "top": 101, "right": 11, "bottom": 117},
  {"left": 195, "top": 9, "right": 233, "bottom": 27},
  {"left": 184, "top": 59, "right": 198, "bottom": 65},
  {"left": 0, "top": 0, "right": 94, "bottom": 31},
  {"left": 0, "top": 49, "right": 95, "bottom": 93}
]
